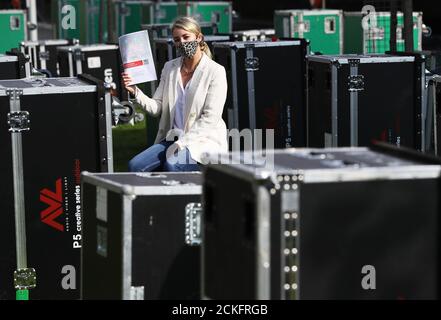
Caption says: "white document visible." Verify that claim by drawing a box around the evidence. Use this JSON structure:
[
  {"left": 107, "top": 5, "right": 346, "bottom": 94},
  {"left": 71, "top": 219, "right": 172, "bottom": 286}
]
[{"left": 119, "top": 30, "right": 157, "bottom": 85}]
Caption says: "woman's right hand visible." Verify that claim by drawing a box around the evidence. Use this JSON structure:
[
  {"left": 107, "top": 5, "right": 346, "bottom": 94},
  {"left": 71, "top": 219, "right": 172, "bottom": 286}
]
[{"left": 122, "top": 72, "right": 136, "bottom": 96}]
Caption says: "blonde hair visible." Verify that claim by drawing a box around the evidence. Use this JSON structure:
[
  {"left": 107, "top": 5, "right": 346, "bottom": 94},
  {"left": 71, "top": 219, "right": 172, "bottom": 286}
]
[{"left": 172, "top": 16, "right": 213, "bottom": 59}]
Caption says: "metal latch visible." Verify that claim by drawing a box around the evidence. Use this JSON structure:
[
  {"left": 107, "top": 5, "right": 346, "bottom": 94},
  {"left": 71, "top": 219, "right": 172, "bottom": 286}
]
[
  {"left": 14, "top": 268, "right": 37, "bottom": 290},
  {"left": 135, "top": 172, "right": 166, "bottom": 179},
  {"left": 120, "top": 6, "right": 130, "bottom": 15},
  {"left": 348, "top": 75, "right": 365, "bottom": 92},
  {"left": 156, "top": 9, "right": 166, "bottom": 19},
  {"left": 161, "top": 180, "right": 196, "bottom": 186},
  {"left": 130, "top": 286, "right": 144, "bottom": 300},
  {"left": 294, "top": 21, "right": 310, "bottom": 33},
  {"left": 185, "top": 203, "right": 202, "bottom": 246},
  {"left": 39, "top": 51, "right": 50, "bottom": 60},
  {"left": 8, "top": 111, "right": 30, "bottom": 132},
  {"left": 211, "top": 11, "right": 221, "bottom": 23},
  {"left": 245, "top": 57, "right": 259, "bottom": 71},
  {"left": 73, "top": 49, "right": 84, "bottom": 61},
  {"left": 348, "top": 59, "right": 360, "bottom": 67},
  {"left": 194, "top": 13, "right": 202, "bottom": 22}
]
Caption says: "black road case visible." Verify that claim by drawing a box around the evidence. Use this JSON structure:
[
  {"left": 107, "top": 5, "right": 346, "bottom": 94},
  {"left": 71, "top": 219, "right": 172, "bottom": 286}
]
[
  {"left": 307, "top": 54, "right": 425, "bottom": 150},
  {"left": 0, "top": 51, "right": 30, "bottom": 80},
  {"left": 213, "top": 40, "right": 309, "bottom": 149},
  {"left": 20, "top": 39, "right": 77, "bottom": 77},
  {"left": 0, "top": 76, "right": 113, "bottom": 300},
  {"left": 202, "top": 146, "right": 441, "bottom": 299},
  {"left": 426, "top": 74, "right": 441, "bottom": 156},
  {"left": 57, "top": 44, "right": 127, "bottom": 100},
  {"left": 81, "top": 172, "right": 202, "bottom": 300}
]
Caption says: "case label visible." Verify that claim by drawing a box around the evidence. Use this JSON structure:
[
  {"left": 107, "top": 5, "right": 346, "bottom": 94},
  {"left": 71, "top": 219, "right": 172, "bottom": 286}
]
[
  {"left": 96, "top": 187, "right": 107, "bottom": 222},
  {"left": 87, "top": 56, "right": 101, "bottom": 69}
]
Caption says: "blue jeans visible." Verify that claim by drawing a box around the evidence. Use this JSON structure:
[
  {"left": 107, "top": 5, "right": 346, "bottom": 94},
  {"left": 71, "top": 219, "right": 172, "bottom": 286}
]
[{"left": 128, "top": 140, "right": 200, "bottom": 172}]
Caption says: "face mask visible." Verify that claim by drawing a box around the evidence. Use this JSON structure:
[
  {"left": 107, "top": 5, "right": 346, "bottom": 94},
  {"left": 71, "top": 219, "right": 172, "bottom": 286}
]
[{"left": 177, "top": 40, "right": 199, "bottom": 59}]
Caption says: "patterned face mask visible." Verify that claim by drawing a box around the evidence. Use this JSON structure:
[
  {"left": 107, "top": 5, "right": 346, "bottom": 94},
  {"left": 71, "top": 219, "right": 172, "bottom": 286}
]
[{"left": 177, "top": 40, "right": 199, "bottom": 59}]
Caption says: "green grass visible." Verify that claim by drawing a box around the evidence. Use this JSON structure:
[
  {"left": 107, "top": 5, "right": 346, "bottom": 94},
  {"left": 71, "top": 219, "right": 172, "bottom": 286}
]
[{"left": 112, "top": 115, "right": 148, "bottom": 172}]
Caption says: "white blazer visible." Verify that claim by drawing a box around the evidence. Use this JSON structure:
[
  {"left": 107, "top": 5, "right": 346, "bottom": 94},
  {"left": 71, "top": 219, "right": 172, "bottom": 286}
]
[{"left": 133, "top": 53, "right": 228, "bottom": 164}]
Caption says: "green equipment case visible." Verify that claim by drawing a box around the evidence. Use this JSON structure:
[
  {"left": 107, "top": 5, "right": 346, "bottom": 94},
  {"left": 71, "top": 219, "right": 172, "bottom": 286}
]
[
  {"left": 274, "top": 9, "right": 343, "bottom": 55},
  {"left": 114, "top": 1, "right": 179, "bottom": 37},
  {"left": 52, "top": 0, "right": 109, "bottom": 44},
  {"left": 114, "top": 0, "right": 154, "bottom": 36},
  {"left": 344, "top": 11, "right": 423, "bottom": 54},
  {"left": 154, "top": 1, "right": 178, "bottom": 24},
  {"left": 52, "top": 0, "right": 81, "bottom": 41},
  {"left": 177, "top": 1, "right": 232, "bottom": 33},
  {"left": 0, "top": 10, "right": 27, "bottom": 54}
]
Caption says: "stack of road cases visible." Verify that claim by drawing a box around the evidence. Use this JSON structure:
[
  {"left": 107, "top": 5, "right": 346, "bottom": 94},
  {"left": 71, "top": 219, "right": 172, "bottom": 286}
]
[
  {"left": 20, "top": 39, "right": 76, "bottom": 77},
  {"left": 202, "top": 145, "right": 441, "bottom": 299},
  {"left": 0, "top": 75, "right": 113, "bottom": 299},
  {"left": 0, "top": 51, "right": 31, "bottom": 80},
  {"left": 274, "top": 9, "right": 343, "bottom": 55},
  {"left": 307, "top": 54, "right": 425, "bottom": 150},
  {"left": 213, "top": 40, "right": 309, "bottom": 149},
  {"left": 57, "top": 44, "right": 127, "bottom": 100},
  {"left": 81, "top": 172, "right": 202, "bottom": 300}
]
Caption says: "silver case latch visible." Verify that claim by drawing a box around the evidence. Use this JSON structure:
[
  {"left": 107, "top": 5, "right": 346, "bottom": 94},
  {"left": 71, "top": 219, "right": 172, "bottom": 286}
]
[
  {"left": 245, "top": 57, "right": 259, "bottom": 72},
  {"left": 8, "top": 111, "right": 30, "bottom": 132},
  {"left": 348, "top": 75, "right": 365, "bottom": 92},
  {"left": 130, "top": 286, "right": 144, "bottom": 300},
  {"left": 185, "top": 203, "right": 202, "bottom": 246},
  {"left": 14, "top": 268, "right": 37, "bottom": 290}
]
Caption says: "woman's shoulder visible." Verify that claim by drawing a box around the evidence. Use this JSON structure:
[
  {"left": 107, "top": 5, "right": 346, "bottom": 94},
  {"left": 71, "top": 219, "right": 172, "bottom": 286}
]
[
  {"left": 204, "top": 55, "right": 226, "bottom": 74},
  {"left": 162, "top": 57, "right": 181, "bottom": 73}
]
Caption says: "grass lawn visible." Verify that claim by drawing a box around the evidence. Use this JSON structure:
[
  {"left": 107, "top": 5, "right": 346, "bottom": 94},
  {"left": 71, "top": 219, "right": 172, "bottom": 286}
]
[{"left": 112, "top": 117, "right": 148, "bottom": 172}]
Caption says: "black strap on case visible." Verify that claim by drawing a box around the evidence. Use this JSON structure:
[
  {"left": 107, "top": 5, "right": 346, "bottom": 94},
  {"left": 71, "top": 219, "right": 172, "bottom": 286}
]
[{"left": 78, "top": 73, "right": 110, "bottom": 172}]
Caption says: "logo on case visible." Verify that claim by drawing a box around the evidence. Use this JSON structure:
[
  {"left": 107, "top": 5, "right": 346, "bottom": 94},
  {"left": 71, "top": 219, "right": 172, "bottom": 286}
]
[{"left": 40, "top": 178, "right": 64, "bottom": 232}]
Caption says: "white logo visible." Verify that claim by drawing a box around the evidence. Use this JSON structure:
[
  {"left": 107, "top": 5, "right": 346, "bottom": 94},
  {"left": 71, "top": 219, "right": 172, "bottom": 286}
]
[
  {"left": 61, "top": 5, "right": 76, "bottom": 30},
  {"left": 61, "top": 265, "right": 76, "bottom": 290},
  {"left": 361, "top": 5, "right": 377, "bottom": 30},
  {"left": 361, "top": 265, "right": 376, "bottom": 290},
  {"left": 104, "top": 68, "right": 117, "bottom": 90}
]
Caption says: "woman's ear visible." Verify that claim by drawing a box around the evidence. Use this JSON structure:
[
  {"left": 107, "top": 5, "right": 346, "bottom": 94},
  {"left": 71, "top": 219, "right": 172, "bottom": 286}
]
[{"left": 197, "top": 33, "right": 203, "bottom": 42}]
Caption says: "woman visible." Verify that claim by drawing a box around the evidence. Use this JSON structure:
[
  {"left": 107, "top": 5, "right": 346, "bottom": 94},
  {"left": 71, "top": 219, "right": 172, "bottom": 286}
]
[{"left": 122, "top": 16, "right": 228, "bottom": 172}]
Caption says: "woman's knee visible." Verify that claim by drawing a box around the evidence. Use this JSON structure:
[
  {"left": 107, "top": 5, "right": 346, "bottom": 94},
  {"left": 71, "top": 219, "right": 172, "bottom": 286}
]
[
  {"left": 128, "top": 143, "right": 170, "bottom": 172},
  {"left": 163, "top": 157, "right": 200, "bottom": 172},
  {"left": 128, "top": 156, "right": 142, "bottom": 172}
]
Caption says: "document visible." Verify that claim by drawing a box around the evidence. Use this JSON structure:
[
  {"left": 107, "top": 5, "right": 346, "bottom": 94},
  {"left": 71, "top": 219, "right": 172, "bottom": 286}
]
[{"left": 119, "top": 30, "right": 157, "bottom": 85}]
